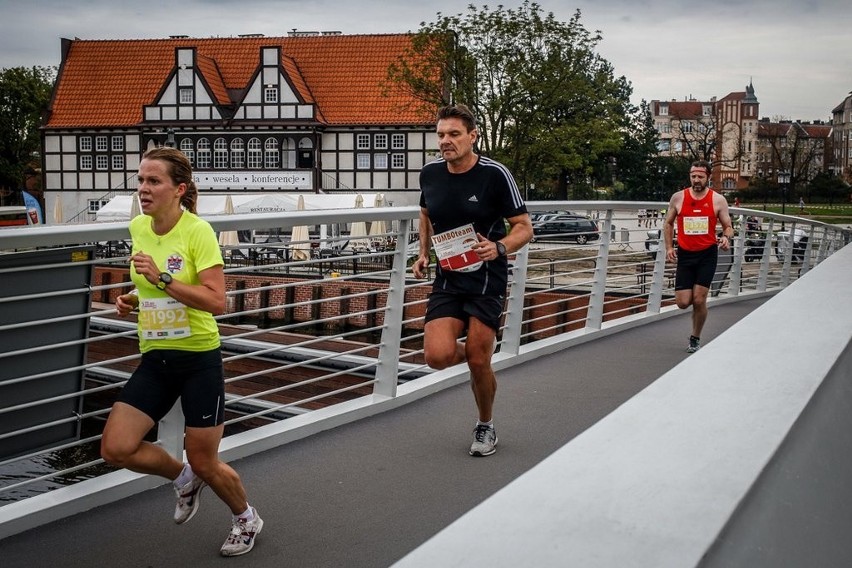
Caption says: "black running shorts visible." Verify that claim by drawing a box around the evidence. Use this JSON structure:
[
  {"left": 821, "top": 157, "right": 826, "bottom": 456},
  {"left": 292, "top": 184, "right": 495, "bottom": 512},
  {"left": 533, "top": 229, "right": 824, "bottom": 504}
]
[
  {"left": 424, "top": 289, "right": 505, "bottom": 331},
  {"left": 118, "top": 348, "right": 225, "bottom": 428},
  {"left": 675, "top": 245, "right": 718, "bottom": 290}
]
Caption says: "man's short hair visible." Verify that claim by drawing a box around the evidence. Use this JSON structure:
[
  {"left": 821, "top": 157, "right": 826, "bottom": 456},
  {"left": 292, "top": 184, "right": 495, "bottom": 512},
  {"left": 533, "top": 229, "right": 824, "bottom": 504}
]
[
  {"left": 436, "top": 104, "right": 476, "bottom": 132},
  {"left": 690, "top": 160, "right": 711, "bottom": 175}
]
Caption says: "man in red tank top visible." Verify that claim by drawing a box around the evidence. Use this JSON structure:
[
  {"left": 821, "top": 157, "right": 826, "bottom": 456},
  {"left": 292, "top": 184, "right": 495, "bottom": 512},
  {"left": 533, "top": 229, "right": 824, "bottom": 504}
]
[{"left": 662, "top": 160, "right": 734, "bottom": 353}]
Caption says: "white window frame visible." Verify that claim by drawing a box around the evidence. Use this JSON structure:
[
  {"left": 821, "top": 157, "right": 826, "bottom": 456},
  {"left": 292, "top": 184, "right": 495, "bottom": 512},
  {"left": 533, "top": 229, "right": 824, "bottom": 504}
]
[
  {"left": 230, "top": 139, "right": 245, "bottom": 169},
  {"left": 264, "top": 86, "right": 279, "bottom": 103},
  {"left": 356, "top": 153, "right": 371, "bottom": 169},
  {"left": 180, "top": 88, "right": 193, "bottom": 104},
  {"left": 80, "top": 155, "right": 93, "bottom": 170},
  {"left": 88, "top": 199, "right": 109, "bottom": 213},
  {"left": 179, "top": 139, "right": 195, "bottom": 166},
  {"left": 214, "top": 138, "right": 228, "bottom": 169},
  {"left": 391, "top": 153, "right": 405, "bottom": 169},
  {"left": 391, "top": 133, "right": 405, "bottom": 149},
  {"left": 374, "top": 153, "right": 388, "bottom": 169},
  {"left": 96, "top": 155, "right": 109, "bottom": 170},
  {"left": 111, "top": 136, "right": 124, "bottom": 151},
  {"left": 247, "top": 138, "right": 262, "bottom": 169},
  {"left": 374, "top": 133, "right": 388, "bottom": 149},
  {"left": 79, "top": 136, "right": 92, "bottom": 152},
  {"left": 196, "top": 138, "right": 211, "bottom": 169},
  {"left": 264, "top": 138, "right": 280, "bottom": 169},
  {"left": 112, "top": 155, "right": 125, "bottom": 170},
  {"left": 356, "top": 134, "right": 370, "bottom": 150},
  {"left": 95, "top": 136, "right": 108, "bottom": 152}
]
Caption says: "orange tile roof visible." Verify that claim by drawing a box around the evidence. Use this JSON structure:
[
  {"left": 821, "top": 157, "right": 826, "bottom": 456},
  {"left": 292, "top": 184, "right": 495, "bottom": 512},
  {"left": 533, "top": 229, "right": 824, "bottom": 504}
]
[
  {"left": 48, "top": 34, "right": 435, "bottom": 128},
  {"left": 196, "top": 54, "right": 230, "bottom": 106}
]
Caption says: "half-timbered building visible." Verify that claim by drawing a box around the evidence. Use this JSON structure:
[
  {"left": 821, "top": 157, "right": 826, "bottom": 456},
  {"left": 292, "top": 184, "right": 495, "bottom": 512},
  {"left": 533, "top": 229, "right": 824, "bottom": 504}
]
[{"left": 43, "top": 32, "right": 439, "bottom": 222}]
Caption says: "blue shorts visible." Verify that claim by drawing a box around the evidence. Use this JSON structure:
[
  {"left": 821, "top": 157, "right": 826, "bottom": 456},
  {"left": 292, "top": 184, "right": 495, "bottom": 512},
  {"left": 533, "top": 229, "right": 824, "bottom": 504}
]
[
  {"left": 118, "top": 348, "right": 225, "bottom": 428},
  {"left": 424, "top": 289, "right": 505, "bottom": 331},
  {"left": 675, "top": 245, "right": 718, "bottom": 290}
]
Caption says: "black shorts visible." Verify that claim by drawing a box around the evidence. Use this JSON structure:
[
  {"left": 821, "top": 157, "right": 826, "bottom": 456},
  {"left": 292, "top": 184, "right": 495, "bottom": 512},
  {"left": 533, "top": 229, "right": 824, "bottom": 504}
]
[
  {"left": 675, "top": 245, "right": 718, "bottom": 290},
  {"left": 424, "top": 289, "right": 505, "bottom": 331},
  {"left": 118, "top": 348, "right": 225, "bottom": 428}
]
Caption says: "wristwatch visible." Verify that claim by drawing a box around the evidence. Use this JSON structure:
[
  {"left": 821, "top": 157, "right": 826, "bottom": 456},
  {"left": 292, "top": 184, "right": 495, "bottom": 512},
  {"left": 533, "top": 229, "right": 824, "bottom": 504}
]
[
  {"left": 495, "top": 241, "right": 507, "bottom": 257},
  {"left": 156, "top": 272, "right": 173, "bottom": 290}
]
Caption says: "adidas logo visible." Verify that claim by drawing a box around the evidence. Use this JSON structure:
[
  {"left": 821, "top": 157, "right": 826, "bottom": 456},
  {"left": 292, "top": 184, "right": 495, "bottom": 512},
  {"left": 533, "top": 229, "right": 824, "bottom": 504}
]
[{"left": 468, "top": 195, "right": 478, "bottom": 202}]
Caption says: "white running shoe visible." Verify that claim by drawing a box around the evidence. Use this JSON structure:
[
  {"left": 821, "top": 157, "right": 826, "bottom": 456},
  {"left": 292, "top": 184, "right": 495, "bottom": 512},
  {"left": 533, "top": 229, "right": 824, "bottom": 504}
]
[
  {"left": 173, "top": 474, "right": 206, "bottom": 524},
  {"left": 469, "top": 424, "right": 498, "bottom": 457},
  {"left": 220, "top": 508, "right": 264, "bottom": 557}
]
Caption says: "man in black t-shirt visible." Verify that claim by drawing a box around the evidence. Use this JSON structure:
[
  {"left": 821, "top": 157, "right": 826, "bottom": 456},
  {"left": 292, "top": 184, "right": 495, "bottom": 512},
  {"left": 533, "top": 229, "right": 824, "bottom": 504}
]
[{"left": 413, "top": 104, "right": 533, "bottom": 457}]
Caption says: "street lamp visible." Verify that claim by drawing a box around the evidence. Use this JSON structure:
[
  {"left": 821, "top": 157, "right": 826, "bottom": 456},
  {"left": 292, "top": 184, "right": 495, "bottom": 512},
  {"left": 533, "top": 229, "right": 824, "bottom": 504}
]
[{"left": 778, "top": 170, "right": 790, "bottom": 229}]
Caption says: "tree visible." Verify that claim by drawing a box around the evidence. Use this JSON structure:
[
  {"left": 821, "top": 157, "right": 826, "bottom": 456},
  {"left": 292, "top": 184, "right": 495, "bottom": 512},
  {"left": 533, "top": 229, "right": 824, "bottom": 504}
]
[
  {"left": 611, "top": 100, "right": 661, "bottom": 200},
  {"left": 0, "top": 66, "right": 55, "bottom": 190},
  {"left": 757, "top": 119, "right": 828, "bottom": 201},
  {"left": 387, "top": 2, "right": 631, "bottom": 199}
]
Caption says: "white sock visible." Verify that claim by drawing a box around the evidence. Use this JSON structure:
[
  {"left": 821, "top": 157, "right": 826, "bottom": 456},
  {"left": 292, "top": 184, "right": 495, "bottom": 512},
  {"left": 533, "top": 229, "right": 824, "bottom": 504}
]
[
  {"left": 477, "top": 420, "right": 493, "bottom": 429},
  {"left": 234, "top": 504, "right": 254, "bottom": 522},
  {"left": 173, "top": 463, "right": 194, "bottom": 487}
]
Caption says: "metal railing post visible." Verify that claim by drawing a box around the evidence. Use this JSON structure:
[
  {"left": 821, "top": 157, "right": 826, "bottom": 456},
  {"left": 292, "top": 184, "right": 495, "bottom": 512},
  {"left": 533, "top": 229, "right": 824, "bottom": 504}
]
[
  {"left": 158, "top": 400, "right": 185, "bottom": 461},
  {"left": 757, "top": 218, "right": 773, "bottom": 292},
  {"left": 729, "top": 215, "right": 746, "bottom": 296},
  {"left": 647, "top": 245, "right": 667, "bottom": 314},
  {"left": 373, "top": 219, "right": 410, "bottom": 398},
  {"left": 499, "top": 244, "right": 530, "bottom": 355},
  {"left": 586, "top": 209, "right": 612, "bottom": 330}
]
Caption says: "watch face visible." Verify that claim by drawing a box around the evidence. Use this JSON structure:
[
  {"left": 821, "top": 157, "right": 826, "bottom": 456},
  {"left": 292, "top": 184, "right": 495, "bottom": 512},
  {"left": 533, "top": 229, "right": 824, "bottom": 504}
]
[
  {"left": 159, "top": 272, "right": 172, "bottom": 284},
  {"left": 497, "top": 242, "right": 507, "bottom": 256}
]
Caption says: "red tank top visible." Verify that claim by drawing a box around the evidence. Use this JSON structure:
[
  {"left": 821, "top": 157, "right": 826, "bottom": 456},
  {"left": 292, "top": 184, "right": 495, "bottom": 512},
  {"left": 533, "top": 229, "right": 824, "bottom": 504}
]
[{"left": 676, "top": 188, "right": 717, "bottom": 251}]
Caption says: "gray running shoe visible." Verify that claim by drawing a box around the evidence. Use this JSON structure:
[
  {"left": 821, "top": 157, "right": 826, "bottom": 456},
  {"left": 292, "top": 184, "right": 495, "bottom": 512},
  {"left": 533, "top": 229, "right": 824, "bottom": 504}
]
[
  {"left": 173, "top": 474, "right": 206, "bottom": 524},
  {"left": 686, "top": 336, "right": 701, "bottom": 353},
  {"left": 469, "top": 424, "right": 498, "bottom": 457},
  {"left": 220, "top": 507, "right": 264, "bottom": 557}
]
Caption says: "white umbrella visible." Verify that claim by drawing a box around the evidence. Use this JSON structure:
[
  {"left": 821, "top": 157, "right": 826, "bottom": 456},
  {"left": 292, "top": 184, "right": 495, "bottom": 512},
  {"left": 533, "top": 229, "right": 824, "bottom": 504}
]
[
  {"left": 368, "top": 193, "right": 387, "bottom": 242},
  {"left": 290, "top": 195, "right": 311, "bottom": 261},
  {"left": 349, "top": 193, "right": 370, "bottom": 250},
  {"left": 52, "top": 194, "right": 64, "bottom": 225},
  {"left": 218, "top": 195, "right": 239, "bottom": 253}
]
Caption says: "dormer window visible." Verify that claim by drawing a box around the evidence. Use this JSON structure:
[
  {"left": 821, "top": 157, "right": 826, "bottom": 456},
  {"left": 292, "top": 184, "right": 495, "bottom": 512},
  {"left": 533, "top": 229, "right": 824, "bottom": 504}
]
[
  {"left": 180, "top": 88, "right": 193, "bottom": 104},
  {"left": 264, "top": 86, "right": 279, "bottom": 103}
]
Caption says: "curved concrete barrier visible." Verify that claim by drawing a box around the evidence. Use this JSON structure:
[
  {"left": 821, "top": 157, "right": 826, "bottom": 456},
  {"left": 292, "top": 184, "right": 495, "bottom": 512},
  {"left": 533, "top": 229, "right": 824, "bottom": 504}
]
[{"left": 394, "top": 244, "right": 852, "bottom": 568}]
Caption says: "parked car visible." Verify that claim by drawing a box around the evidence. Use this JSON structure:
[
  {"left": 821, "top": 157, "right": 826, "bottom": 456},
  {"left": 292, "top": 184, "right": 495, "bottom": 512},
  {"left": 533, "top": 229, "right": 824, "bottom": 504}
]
[
  {"left": 532, "top": 217, "right": 600, "bottom": 244},
  {"left": 530, "top": 210, "right": 586, "bottom": 223}
]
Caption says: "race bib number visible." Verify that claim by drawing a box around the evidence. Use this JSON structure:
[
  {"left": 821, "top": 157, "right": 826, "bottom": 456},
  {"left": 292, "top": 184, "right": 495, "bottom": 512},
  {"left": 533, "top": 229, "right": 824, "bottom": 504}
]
[
  {"left": 431, "top": 224, "right": 483, "bottom": 273},
  {"left": 683, "top": 216, "right": 709, "bottom": 235},
  {"left": 138, "top": 297, "right": 191, "bottom": 339}
]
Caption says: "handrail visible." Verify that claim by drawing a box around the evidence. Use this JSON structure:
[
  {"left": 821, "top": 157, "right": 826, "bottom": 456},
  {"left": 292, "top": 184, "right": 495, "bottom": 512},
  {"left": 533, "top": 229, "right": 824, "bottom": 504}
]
[{"left": 0, "top": 201, "right": 848, "bottom": 539}]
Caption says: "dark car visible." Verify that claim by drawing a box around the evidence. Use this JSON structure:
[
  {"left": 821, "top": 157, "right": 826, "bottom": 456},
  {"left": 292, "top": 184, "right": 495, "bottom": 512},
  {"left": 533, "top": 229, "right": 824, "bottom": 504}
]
[{"left": 532, "top": 217, "right": 600, "bottom": 244}]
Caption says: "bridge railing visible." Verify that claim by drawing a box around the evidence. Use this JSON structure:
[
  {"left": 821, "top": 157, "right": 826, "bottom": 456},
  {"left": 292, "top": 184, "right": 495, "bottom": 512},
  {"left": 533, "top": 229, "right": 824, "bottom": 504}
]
[{"left": 0, "top": 201, "right": 847, "bottom": 538}]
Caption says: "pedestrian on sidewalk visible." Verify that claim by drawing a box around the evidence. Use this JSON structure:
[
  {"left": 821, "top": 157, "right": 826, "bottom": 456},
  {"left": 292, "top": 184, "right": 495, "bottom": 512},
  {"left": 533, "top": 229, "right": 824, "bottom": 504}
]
[
  {"left": 663, "top": 160, "right": 734, "bottom": 353},
  {"left": 101, "top": 147, "right": 263, "bottom": 557},
  {"left": 413, "top": 104, "right": 533, "bottom": 456}
]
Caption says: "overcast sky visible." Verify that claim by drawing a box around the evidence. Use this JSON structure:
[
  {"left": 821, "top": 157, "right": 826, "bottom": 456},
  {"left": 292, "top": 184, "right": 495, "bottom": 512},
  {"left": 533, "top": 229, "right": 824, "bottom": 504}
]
[{"left": 1, "top": 0, "right": 849, "bottom": 121}]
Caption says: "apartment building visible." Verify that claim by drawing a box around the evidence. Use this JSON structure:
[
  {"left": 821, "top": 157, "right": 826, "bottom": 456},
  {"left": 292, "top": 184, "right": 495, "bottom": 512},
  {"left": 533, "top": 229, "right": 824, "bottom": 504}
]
[
  {"left": 755, "top": 120, "right": 833, "bottom": 186},
  {"left": 831, "top": 92, "right": 852, "bottom": 181},
  {"left": 651, "top": 81, "right": 759, "bottom": 191}
]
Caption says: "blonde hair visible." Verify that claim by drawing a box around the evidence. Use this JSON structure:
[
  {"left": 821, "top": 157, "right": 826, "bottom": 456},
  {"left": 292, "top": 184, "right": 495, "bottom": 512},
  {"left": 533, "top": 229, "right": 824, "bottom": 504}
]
[{"left": 141, "top": 147, "right": 198, "bottom": 213}]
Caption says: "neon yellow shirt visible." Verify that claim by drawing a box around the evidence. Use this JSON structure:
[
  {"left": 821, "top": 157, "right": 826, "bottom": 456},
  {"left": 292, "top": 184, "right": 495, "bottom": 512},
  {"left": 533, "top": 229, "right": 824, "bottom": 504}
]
[{"left": 129, "top": 211, "right": 223, "bottom": 353}]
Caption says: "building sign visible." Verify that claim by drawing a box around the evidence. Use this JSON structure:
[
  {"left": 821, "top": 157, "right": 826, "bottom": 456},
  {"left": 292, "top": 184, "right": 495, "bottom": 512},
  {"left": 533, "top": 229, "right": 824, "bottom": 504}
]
[{"left": 192, "top": 171, "right": 312, "bottom": 190}]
